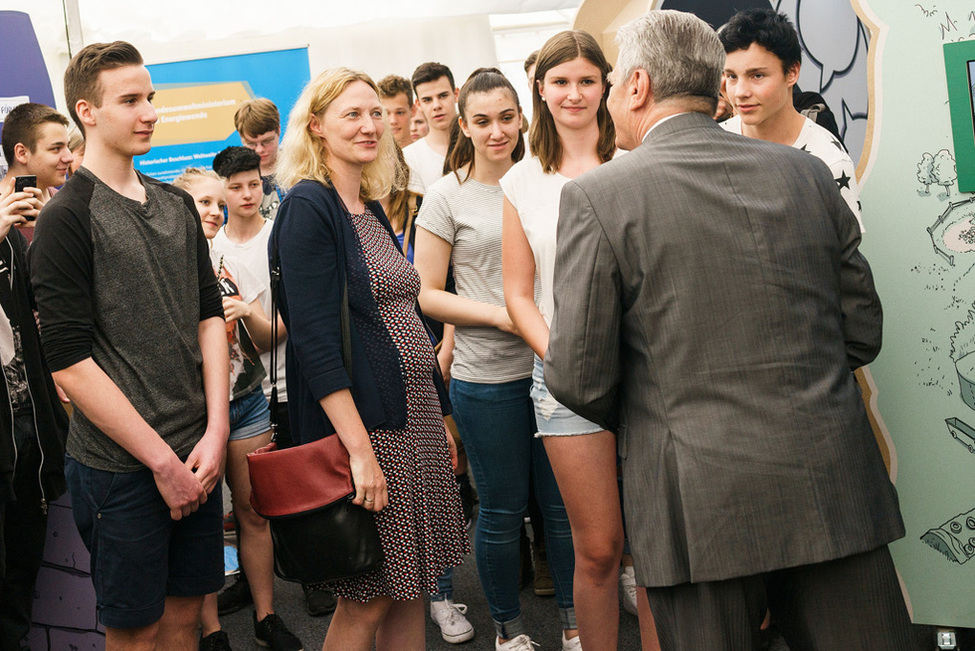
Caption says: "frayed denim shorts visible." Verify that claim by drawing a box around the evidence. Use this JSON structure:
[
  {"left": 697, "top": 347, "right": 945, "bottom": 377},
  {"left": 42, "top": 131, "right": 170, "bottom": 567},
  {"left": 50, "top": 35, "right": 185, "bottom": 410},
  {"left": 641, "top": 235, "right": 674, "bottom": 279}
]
[
  {"left": 229, "top": 384, "right": 271, "bottom": 441},
  {"left": 530, "top": 356, "right": 603, "bottom": 437}
]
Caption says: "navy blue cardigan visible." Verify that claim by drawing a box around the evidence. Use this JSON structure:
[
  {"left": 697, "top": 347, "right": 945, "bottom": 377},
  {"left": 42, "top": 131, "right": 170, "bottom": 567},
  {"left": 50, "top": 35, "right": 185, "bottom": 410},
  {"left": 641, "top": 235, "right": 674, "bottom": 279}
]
[{"left": 269, "top": 179, "right": 450, "bottom": 445}]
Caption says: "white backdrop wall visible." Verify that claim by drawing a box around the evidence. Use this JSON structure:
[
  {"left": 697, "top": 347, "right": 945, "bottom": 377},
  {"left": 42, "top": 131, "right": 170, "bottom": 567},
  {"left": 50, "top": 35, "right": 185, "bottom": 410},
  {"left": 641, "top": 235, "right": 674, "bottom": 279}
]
[
  {"left": 132, "top": 16, "right": 499, "bottom": 101},
  {"left": 1, "top": 0, "right": 580, "bottom": 118}
]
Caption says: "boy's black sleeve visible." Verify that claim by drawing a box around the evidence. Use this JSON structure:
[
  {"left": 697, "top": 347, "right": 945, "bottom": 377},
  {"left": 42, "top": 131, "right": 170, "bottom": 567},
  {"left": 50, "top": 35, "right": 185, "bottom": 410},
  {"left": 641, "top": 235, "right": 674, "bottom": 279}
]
[
  {"left": 194, "top": 212, "right": 223, "bottom": 322},
  {"left": 28, "top": 198, "right": 96, "bottom": 372}
]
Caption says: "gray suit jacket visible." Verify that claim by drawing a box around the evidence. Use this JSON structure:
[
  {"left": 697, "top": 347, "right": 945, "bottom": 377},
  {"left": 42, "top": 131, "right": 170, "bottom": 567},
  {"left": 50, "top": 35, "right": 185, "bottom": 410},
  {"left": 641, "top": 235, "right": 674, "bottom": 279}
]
[{"left": 545, "top": 112, "right": 904, "bottom": 587}]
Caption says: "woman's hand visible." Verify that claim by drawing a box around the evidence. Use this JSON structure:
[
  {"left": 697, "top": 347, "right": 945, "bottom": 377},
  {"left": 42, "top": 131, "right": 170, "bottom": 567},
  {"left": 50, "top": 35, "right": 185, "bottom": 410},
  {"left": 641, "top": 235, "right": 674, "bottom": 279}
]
[
  {"left": 437, "top": 325, "right": 455, "bottom": 381},
  {"left": 415, "top": 227, "right": 520, "bottom": 332},
  {"left": 319, "top": 390, "right": 388, "bottom": 512},
  {"left": 493, "top": 305, "right": 520, "bottom": 336},
  {"left": 445, "top": 425, "right": 460, "bottom": 473},
  {"left": 349, "top": 449, "right": 388, "bottom": 513},
  {"left": 502, "top": 196, "right": 550, "bottom": 356},
  {"left": 221, "top": 297, "right": 252, "bottom": 323}
]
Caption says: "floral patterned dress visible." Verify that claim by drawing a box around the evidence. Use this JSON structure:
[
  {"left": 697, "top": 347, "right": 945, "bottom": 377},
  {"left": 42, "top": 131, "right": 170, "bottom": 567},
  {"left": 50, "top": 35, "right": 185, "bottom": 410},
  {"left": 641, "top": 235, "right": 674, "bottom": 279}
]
[{"left": 328, "top": 207, "right": 469, "bottom": 601}]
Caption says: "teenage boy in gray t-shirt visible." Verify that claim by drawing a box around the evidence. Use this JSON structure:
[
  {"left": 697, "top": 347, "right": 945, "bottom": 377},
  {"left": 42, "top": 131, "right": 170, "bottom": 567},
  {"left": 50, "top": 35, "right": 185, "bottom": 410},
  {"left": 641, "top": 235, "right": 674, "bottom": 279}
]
[{"left": 29, "top": 41, "right": 229, "bottom": 648}]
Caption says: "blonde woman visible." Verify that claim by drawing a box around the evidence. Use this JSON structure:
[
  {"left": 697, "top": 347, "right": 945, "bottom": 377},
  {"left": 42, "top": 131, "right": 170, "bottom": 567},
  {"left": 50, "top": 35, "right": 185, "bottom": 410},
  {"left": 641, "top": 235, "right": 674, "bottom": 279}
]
[{"left": 271, "top": 68, "right": 467, "bottom": 651}]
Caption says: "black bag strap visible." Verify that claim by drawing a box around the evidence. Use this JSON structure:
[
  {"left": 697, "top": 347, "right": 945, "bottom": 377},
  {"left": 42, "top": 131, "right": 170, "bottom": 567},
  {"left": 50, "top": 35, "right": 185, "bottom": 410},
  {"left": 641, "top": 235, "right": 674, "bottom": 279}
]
[
  {"left": 401, "top": 193, "right": 421, "bottom": 256},
  {"left": 268, "top": 189, "right": 353, "bottom": 441},
  {"left": 268, "top": 228, "right": 283, "bottom": 440}
]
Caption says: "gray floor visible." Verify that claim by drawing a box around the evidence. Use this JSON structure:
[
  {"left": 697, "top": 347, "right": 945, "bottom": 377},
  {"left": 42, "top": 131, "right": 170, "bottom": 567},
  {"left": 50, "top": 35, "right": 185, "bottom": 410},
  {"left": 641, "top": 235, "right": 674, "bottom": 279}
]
[
  {"left": 217, "top": 491, "right": 940, "bottom": 651},
  {"left": 218, "top": 521, "right": 648, "bottom": 650}
]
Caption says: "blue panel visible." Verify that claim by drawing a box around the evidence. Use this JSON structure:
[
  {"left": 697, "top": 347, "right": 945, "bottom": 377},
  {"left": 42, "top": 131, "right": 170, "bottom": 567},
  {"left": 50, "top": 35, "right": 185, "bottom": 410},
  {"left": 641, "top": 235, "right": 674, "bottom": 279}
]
[{"left": 136, "top": 48, "right": 310, "bottom": 182}]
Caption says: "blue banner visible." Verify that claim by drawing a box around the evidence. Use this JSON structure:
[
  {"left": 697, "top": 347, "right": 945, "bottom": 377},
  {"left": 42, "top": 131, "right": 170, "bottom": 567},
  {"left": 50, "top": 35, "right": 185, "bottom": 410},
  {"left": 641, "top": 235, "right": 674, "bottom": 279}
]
[
  {"left": 0, "top": 11, "right": 57, "bottom": 177},
  {"left": 136, "top": 48, "right": 310, "bottom": 182}
]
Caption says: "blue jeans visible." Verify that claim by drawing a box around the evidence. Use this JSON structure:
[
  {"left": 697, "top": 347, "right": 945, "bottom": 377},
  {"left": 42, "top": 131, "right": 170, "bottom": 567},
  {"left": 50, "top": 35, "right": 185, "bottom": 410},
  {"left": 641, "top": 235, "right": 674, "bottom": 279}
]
[
  {"left": 450, "top": 377, "right": 575, "bottom": 638},
  {"left": 430, "top": 567, "right": 454, "bottom": 602}
]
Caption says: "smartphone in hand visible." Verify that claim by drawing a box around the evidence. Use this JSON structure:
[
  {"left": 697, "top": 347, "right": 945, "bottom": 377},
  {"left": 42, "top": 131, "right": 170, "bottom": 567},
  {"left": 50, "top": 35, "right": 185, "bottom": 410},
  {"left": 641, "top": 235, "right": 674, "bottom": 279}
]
[
  {"left": 13, "top": 176, "right": 38, "bottom": 221},
  {"left": 14, "top": 175, "right": 36, "bottom": 194}
]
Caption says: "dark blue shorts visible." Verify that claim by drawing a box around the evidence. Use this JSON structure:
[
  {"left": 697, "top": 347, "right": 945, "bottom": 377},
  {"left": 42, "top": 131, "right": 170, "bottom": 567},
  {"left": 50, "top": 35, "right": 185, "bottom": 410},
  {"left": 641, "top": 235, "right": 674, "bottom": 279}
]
[{"left": 65, "top": 455, "right": 224, "bottom": 629}]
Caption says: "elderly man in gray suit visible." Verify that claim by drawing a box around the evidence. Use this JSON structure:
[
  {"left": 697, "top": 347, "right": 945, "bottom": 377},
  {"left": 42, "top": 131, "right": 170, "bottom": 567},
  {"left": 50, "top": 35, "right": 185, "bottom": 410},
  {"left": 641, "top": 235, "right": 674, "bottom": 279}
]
[{"left": 545, "top": 10, "right": 913, "bottom": 650}]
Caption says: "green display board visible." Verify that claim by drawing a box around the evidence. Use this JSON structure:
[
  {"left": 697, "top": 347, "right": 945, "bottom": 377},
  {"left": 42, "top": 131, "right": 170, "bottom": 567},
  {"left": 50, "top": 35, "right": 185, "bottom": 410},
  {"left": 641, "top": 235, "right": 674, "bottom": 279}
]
[
  {"left": 944, "top": 40, "right": 975, "bottom": 193},
  {"left": 861, "top": 0, "right": 975, "bottom": 628}
]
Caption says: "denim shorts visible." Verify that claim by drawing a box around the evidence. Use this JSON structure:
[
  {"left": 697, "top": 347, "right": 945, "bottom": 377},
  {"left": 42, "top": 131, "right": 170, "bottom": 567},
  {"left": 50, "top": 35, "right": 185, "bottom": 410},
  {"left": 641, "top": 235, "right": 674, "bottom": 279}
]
[
  {"left": 531, "top": 355, "right": 602, "bottom": 437},
  {"left": 65, "top": 456, "right": 224, "bottom": 629},
  {"left": 229, "top": 384, "right": 271, "bottom": 441}
]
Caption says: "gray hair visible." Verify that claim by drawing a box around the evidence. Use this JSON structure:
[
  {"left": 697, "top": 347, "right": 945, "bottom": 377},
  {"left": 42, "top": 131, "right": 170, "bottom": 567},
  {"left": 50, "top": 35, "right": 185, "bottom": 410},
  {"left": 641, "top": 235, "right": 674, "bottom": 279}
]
[{"left": 615, "top": 10, "right": 724, "bottom": 110}]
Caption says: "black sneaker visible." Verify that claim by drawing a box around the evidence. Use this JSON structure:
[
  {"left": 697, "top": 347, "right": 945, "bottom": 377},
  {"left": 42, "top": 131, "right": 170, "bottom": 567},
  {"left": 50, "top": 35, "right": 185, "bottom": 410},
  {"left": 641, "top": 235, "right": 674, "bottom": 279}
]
[
  {"left": 200, "top": 630, "right": 233, "bottom": 651},
  {"left": 254, "top": 612, "right": 303, "bottom": 651},
  {"left": 302, "top": 583, "right": 337, "bottom": 616},
  {"left": 217, "top": 572, "right": 253, "bottom": 615}
]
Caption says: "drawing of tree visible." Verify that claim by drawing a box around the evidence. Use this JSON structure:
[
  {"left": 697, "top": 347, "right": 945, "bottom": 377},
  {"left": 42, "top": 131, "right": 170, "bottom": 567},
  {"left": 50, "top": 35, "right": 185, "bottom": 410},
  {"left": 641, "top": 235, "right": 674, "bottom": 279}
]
[
  {"left": 932, "top": 149, "right": 958, "bottom": 196},
  {"left": 918, "top": 152, "right": 936, "bottom": 194}
]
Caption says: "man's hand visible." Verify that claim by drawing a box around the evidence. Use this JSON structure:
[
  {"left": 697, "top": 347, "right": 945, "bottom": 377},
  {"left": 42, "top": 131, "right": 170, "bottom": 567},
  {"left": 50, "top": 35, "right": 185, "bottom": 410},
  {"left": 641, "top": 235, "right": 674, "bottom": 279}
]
[
  {"left": 153, "top": 453, "right": 207, "bottom": 520},
  {"left": 185, "top": 427, "right": 228, "bottom": 495},
  {"left": 0, "top": 190, "right": 39, "bottom": 239}
]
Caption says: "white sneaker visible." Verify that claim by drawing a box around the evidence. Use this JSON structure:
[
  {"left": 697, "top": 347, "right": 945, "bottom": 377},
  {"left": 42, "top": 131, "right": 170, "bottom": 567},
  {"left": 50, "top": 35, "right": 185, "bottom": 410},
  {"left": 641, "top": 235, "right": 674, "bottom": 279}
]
[
  {"left": 496, "top": 634, "right": 539, "bottom": 651},
  {"left": 430, "top": 599, "right": 475, "bottom": 643},
  {"left": 620, "top": 565, "right": 638, "bottom": 616},
  {"left": 562, "top": 631, "right": 583, "bottom": 650}
]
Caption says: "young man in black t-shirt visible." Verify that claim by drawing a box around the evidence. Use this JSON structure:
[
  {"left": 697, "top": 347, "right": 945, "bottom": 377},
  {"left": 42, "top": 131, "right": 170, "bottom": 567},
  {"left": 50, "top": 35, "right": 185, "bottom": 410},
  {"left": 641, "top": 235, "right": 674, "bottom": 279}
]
[{"left": 30, "top": 41, "right": 229, "bottom": 649}]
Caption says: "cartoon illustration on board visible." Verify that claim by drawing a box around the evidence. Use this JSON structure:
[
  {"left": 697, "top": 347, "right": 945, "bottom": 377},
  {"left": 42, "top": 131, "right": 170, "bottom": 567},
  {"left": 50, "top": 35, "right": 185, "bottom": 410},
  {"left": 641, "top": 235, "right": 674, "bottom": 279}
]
[
  {"left": 922, "top": 507, "right": 975, "bottom": 564},
  {"left": 890, "top": 6, "right": 975, "bottom": 569},
  {"left": 950, "top": 312, "right": 975, "bottom": 402},
  {"left": 945, "top": 417, "right": 975, "bottom": 452},
  {"left": 917, "top": 140, "right": 975, "bottom": 565},
  {"left": 918, "top": 149, "right": 959, "bottom": 199},
  {"left": 776, "top": 0, "right": 870, "bottom": 164},
  {"left": 925, "top": 193, "right": 974, "bottom": 265}
]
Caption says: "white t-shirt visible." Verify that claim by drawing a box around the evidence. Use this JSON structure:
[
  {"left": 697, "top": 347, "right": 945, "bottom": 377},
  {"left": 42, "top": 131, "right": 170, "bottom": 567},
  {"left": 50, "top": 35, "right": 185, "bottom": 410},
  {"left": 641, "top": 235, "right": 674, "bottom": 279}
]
[
  {"left": 212, "top": 219, "right": 288, "bottom": 402},
  {"left": 722, "top": 115, "right": 864, "bottom": 232},
  {"left": 500, "top": 156, "right": 568, "bottom": 327},
  {"left": 208, "top": 248, "right": 266, "bottom": 401},
  {"left": 415, "top": 171, "right": 534, "bottom": 384},
  {"left": 403, "top": 138, "right": 446, "bottom": 195}
]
